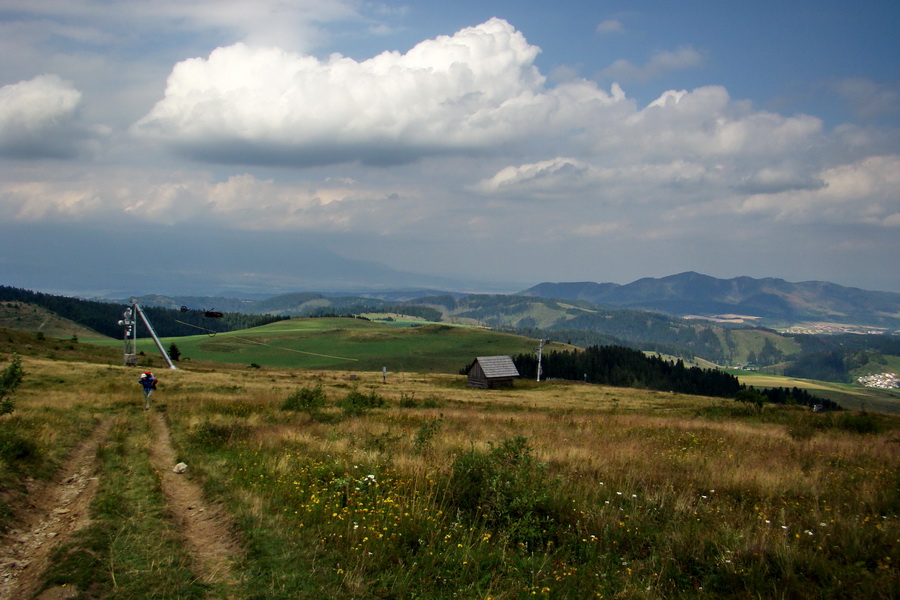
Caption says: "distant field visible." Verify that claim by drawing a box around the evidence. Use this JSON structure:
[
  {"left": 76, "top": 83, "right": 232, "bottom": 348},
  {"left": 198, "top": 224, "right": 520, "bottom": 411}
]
[
  {"left": 91, "top": 317, "right": 564, "bottom": 374},
  {"left": 736, "top": 371, "right": 900, "bottom": 414}
]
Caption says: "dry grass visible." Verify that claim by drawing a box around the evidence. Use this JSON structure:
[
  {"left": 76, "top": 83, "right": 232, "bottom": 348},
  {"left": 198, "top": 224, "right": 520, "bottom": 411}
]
[{"left": 3, "top": 354, "right": 898, "bottom": 598}]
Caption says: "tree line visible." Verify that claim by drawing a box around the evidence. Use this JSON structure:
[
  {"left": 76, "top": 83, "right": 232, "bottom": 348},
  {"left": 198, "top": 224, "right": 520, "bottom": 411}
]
[
  {"left": 0, "top": 286, "right": 286, "bottom": 338},
  {"left": 514, "top": 345, "right": 742, "bottom": 398},
  {"left": 513, "top": 345, "right": 840, "bottom": 410}
]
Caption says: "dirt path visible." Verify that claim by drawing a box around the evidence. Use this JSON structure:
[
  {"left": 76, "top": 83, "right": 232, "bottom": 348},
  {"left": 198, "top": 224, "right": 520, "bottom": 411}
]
[
  {"left": 0, "top": 418, "right": 113, "bottom": 600},
  {"left": 0, "top": 412, "right": 241, "bottom": 598},
  {"left": 148, "top": 411, "right": 241, "bottom": 591}
]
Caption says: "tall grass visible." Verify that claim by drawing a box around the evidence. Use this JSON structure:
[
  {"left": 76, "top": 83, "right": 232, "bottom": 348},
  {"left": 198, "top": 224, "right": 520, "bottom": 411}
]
[
  {"left": 160, "top": 371, "right": 898, "bottom": 599},
  {"left": 4, "top": 352, "right": 899, "bottom": 598}
]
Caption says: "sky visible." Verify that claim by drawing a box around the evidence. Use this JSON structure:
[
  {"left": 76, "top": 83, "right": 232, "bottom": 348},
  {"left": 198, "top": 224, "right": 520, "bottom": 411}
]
[{"left": 1, "top": 0, "right": 899, "bottom": 297}]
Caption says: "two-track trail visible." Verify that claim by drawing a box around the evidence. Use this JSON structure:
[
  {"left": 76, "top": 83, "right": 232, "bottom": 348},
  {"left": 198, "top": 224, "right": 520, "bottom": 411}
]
[
  {"left": 148, "top": 411, "right": 241, "bottom": 592},
  {"left": 0, "top": 410, "right": 242, "bottom": 599},
  {"left": 0, "top": 418, "right": 113, "bottom": 600}
]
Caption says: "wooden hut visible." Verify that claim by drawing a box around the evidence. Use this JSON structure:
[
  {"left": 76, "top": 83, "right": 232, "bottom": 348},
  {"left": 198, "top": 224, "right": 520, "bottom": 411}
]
[{"left": 466, "top": 356, "right": 520, "bottom": 389}]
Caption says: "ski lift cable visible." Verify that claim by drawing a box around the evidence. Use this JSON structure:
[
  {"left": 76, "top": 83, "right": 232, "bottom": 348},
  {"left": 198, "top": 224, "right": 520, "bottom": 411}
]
[{"left": 174, "top": 319, "right": 219, "bottom": 337}]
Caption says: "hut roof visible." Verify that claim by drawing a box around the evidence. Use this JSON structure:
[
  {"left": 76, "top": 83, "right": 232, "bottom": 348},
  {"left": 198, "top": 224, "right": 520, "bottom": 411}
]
[{"left": 473, "top": 355, "right": 520, "bottom": 379}]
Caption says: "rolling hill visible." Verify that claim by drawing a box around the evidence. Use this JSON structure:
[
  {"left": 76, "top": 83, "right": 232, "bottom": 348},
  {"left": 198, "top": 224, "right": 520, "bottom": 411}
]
[{"left": 89, "top": 317, "right": 572, "bottom": 374}]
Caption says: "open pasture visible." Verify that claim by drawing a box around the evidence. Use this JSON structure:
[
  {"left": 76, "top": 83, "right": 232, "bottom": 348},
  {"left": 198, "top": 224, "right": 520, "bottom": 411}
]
[
  {"left": 1, "top": 350, "right": 898, "bottom": 599},
  {"left": 92, "top": 317, "right": 562, "bottom": 373}
]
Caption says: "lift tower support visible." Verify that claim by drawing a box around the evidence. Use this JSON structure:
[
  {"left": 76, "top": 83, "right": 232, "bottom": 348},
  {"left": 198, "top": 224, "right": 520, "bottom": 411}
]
[{"left": 119, "top": 297, "right": 178, "bottom": 370}]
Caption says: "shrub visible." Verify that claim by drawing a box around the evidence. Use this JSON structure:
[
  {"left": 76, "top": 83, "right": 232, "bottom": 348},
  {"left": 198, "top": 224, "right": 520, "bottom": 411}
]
[
  {"left": 833, "top": 411, "right": 880, "bottom": 434},
  {"left": 735, "top": 389, "right": 765, "bottom": 413},
  {"left": 282, "top": 383, "right": 327, "bottom": 412},
  {"left": 0, "top": 427, "right": 38, "bottom": 463},
  {"left": 413, "top": 415, "right": 443, "bottom": 454},
  {"left": 398, "top": 392, "right": 418, "bottom": 408},
  {"left": 0, "top": 354, "right": 24, "bottom": 416},
  {"left": 447, "top": 436, "right": 561, "bottom": 547},
  {"left": 338, "top": 388, "right": 385, "bottom": 416}
]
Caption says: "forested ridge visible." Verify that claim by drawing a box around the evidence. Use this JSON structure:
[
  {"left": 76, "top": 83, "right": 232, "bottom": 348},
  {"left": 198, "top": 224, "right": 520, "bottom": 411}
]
[{"left": 0, "top": 286, "right": 286, "bottom": 338}]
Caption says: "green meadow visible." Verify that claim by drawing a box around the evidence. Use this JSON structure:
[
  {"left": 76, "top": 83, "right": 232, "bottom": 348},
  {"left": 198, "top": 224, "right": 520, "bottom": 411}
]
[
  {"left": 1, "top": 325, "right": 898, "bottom": 598},
  {"left": 93, "top": 317, "right": 567, "bottom": 373}
]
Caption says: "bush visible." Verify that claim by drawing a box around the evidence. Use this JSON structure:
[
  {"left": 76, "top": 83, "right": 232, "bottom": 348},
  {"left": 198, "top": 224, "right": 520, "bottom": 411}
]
[
  {"left": 833, "top": 411, "right": 880, "bottom": 434},
  {"left": 735, "top": 389, "right": 765, "bottom": 413},
  {"left": 0, "top": 354, "right": 24, "bottom": 416},
  {"left": 398, "top": 392, "right": 418, "bottom": 408},
  {"left": 282, "top": 383, "right": 327, "bottom": 412},
  {"left": 447, "top": 436, "right": 561, "bottom": 547},
  {"left": 0, "top": 427, "right": 38, "bottom": 463},
  {"left": 413, "top": 415, "right": 443, "bottom": 454},
  {"left": 339, "top": 388, "right": 385, "bottom": 416}
]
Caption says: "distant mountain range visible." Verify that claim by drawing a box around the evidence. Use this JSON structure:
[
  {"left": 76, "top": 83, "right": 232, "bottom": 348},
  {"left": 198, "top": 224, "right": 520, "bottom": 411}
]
[
  {"left": 521, "top": 272, "right": 900, "bottom": 329},
  {"left": 117, "top": 271, "right": 900, "bottom": 332}
]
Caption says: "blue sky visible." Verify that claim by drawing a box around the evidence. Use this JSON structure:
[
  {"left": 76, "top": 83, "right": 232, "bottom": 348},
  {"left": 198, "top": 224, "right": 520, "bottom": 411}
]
[{"left": 1, "top": 0, "right": 898, "bottom": 296}]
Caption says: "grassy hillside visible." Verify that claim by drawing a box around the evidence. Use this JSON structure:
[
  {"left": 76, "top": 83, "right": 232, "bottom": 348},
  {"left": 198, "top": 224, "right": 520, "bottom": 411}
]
[
  {"left": 91, "top": 317, "right": 571, "bottom": 373},
  {"left": 0, "top": 301, "right": 110, "bottom": 340},
  {"left": 0, "top": 348, "right": 897, "bottom": 599},
  {"left": 81, "top": 317, "right": 900, "bottom": 414}
]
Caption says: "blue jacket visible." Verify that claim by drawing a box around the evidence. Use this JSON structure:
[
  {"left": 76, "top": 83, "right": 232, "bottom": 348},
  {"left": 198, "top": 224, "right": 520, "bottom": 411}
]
[{"left": 139, "top": 376, "right": 157, "bottom": 390}]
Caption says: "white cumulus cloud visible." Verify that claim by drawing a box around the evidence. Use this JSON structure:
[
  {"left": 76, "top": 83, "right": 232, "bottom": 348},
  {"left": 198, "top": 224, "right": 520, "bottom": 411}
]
[
  {"left": 475, "top": 86, "right": 828, "bottom": 205},
  {"left": 132, "top": 18, "right": 626, "bottom": 166},
  {"left": 0, "top": 74, "right": 85, "bottom": 158},
  {"left": 739, "top": 155, "right": 900, "bottom": 227}
]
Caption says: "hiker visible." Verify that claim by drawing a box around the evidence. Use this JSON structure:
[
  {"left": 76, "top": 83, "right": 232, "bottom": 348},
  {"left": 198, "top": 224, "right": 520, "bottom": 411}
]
[{"left": 138, "top": 371, "right": 157, "bottom": 410}]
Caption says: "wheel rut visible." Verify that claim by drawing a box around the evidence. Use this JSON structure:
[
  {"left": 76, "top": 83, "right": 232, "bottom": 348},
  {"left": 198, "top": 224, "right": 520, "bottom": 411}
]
[
  {"left": 0, "top": 418, "right": 113, "bottom": 600},
  {"left": 148, "top": 411, "right": 241, "bottom": 592}
]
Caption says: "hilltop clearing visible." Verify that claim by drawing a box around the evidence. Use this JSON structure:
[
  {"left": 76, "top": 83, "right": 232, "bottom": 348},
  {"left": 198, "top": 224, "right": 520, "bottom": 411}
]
[
  {"left": 0, "top": 350, "right": 897, "bottom": 599},
  {"left": 90, "top": 317, "right": 572, "bottom": 373}
]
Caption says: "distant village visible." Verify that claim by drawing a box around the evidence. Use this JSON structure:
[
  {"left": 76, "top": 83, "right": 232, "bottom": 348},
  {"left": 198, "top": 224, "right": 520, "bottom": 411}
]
[
  {"left": 783, "top": 323, "right": 896, "bottom": 335},
  {"left": 857, "top": 372, "right": 899, "bottom": 389}
]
